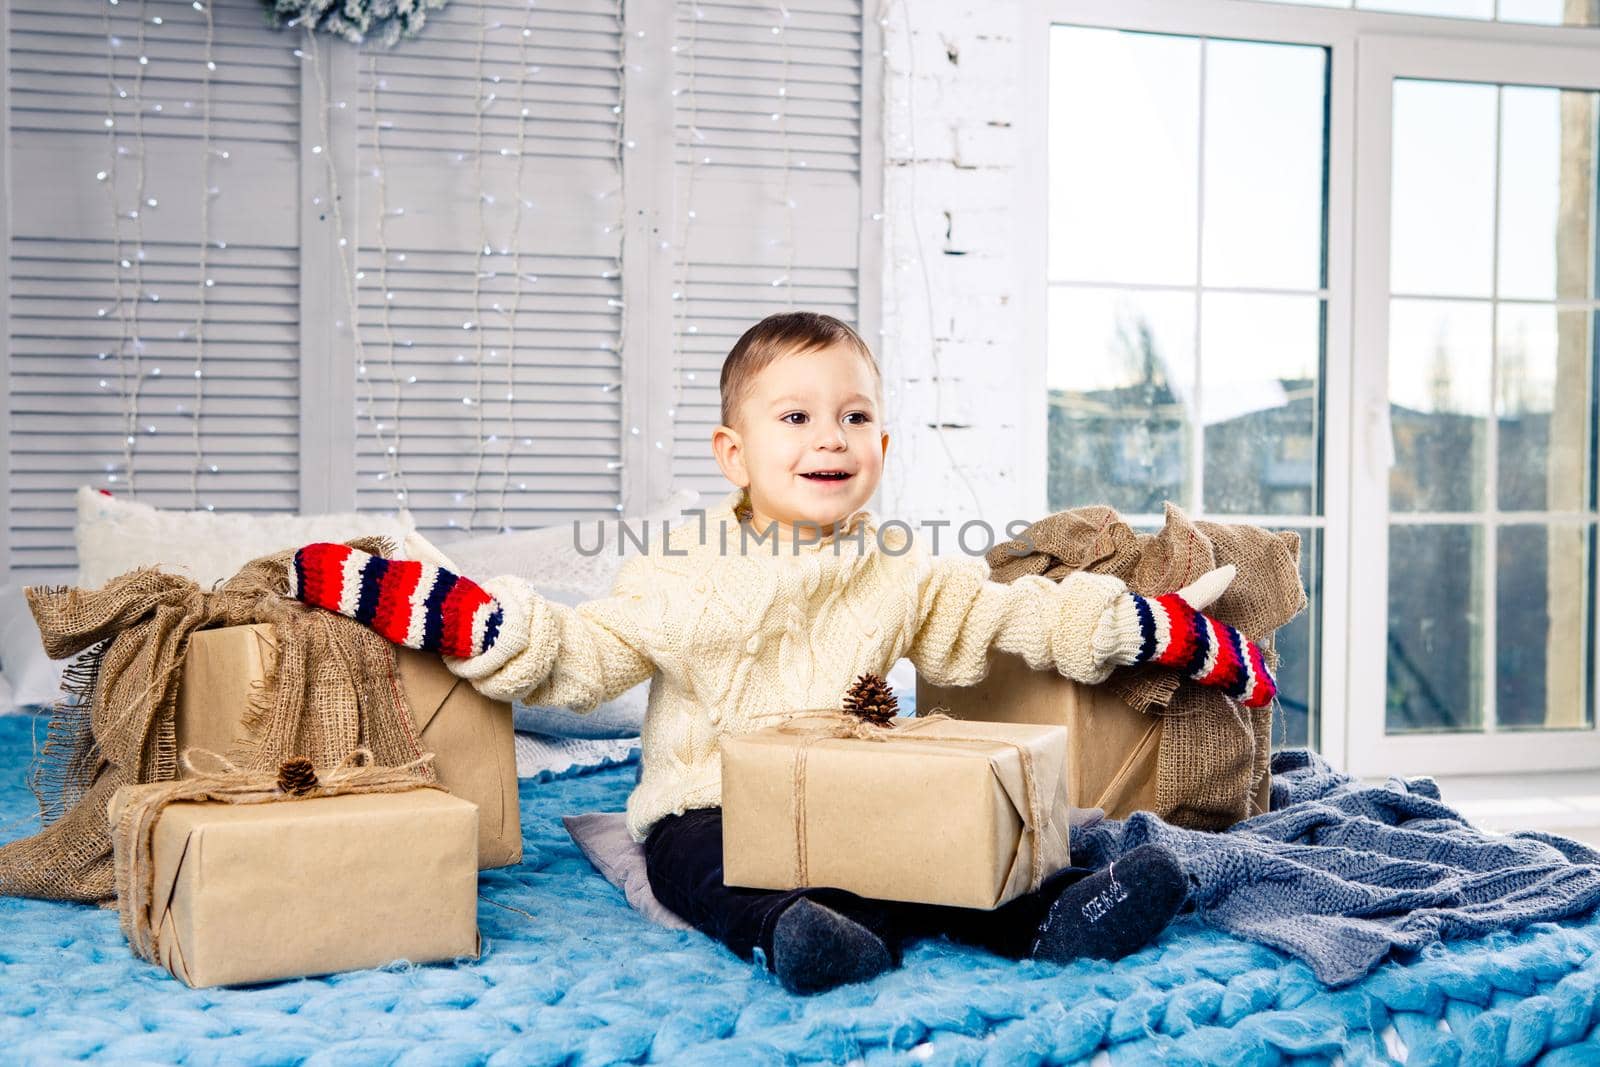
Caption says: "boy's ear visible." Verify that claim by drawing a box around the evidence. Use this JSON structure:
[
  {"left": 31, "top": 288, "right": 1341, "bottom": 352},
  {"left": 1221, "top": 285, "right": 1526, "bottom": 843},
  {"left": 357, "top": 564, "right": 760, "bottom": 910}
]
[
  {"left": 880, "top": 431, "right": 890, "bottom": 460},
  {"left": 711, "top": 424, "right": 749, "bottom": 487}
]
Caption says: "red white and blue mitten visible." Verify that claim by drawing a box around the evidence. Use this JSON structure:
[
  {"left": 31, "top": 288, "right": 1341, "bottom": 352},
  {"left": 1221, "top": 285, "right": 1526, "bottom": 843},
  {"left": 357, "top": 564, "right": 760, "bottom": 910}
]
[
  {"left": 288, "top": 542, "right": 503, "bottom": 660},
  {"left": 1093, "top": 565, "right": 1278, "bottom": 708}
]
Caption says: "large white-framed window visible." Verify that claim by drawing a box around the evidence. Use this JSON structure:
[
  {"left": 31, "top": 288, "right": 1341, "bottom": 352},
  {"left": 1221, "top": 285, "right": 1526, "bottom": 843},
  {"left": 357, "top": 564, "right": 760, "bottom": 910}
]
[
  {"left": 1349, "top": 34, "right": 1600, "bottom": 775},
  {"left": 1029, "top": 0, "right": 1600, "bottom": 774}
]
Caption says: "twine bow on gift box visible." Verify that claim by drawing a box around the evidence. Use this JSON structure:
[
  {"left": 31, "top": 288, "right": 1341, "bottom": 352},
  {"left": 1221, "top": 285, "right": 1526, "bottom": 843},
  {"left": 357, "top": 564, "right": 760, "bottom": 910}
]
[
  {"left": 767, "top": 700, "right": 1055, "bottom": 898},
  {"left": 110, "top": 747, "right": 441, "bottom": 968}
]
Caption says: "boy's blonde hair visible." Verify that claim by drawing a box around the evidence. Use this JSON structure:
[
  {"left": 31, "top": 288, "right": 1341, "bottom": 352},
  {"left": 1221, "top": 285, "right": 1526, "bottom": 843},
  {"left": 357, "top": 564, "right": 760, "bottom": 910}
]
[{"left": 719, "top": 311, "right": 881, "bottom": 428}]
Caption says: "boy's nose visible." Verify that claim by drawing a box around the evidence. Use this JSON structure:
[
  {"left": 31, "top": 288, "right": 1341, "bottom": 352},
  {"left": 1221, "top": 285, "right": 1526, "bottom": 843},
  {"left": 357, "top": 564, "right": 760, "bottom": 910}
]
[{"left": 815, "top": 428, "right": 847, "bottom": 450}]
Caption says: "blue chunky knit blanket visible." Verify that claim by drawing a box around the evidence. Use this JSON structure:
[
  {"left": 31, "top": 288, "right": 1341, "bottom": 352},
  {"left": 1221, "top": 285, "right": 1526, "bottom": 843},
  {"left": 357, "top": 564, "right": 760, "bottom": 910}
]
[
  {"left": 7, "top": 715, "right": 1600, "bottom": 1063},
  {"left": 1074, "top": 749, "right": 1600, "bottom": 987}
]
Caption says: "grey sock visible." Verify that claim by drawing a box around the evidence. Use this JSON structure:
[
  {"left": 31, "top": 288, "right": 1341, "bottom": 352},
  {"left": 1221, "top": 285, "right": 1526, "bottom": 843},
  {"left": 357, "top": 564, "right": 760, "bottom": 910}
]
[
  {"left": 1030, "top": 843, "right": 1188, "bottom": 964},
  {"left": 770, "top": 897, "right": 894, "bottom": 995}
]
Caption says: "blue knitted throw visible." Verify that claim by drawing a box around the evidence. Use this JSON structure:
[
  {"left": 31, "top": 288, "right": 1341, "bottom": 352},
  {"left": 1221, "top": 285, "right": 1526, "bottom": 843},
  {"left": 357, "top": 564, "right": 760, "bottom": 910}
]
[
  {"left": 1073, "top": 749, "right": 1600, "bottom": 987},
  {"left": 7, "top": 716, "right": 1600, "bottom": 1062}
]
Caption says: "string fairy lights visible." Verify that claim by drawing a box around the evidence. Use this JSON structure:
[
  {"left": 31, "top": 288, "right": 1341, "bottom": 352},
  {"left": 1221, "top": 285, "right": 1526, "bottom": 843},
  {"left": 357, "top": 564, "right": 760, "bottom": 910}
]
[
  {"left": 463, "top": 0, "right": 492, "bottom": 532},
  {"left": 92, "top": 1, "right": 233, "bottom": 510},
  {"left": 598, "top": 3, "right": 627, "bottom": 511},
  {"left": 489, "top": 0, "right": 542, "bottom": 532},
  {"left": 98, "top": 0, "right": 157, "bottom": 495},
  {"left": 604, "top": 1, "right": 628, "bottom": 512},
  {"left": 98, "top": 0, "right": 132, "bottom": 492},
  {"left": 464, "top": 0, "right": 555, "bottom": 534},
  {"left": 304, "top": 26, "right": 410, "bottom": 503},
  {"left": 364, "top": 54, "right": 411, "bottom": 501},
  {"left": 774, "top": 1, "right": 795, "bottom": 308},
  {"left": 189, "top": 0, "right": 215, "bottom": 507},
  {"left": 669, "top": 4, "right": 704, "bottom": 449},
  {"left": 120, "top": 0, "right": 154, "bottom": 494},
  {"left": 342, "top": 1, "right": 622, "bottom": 534}
]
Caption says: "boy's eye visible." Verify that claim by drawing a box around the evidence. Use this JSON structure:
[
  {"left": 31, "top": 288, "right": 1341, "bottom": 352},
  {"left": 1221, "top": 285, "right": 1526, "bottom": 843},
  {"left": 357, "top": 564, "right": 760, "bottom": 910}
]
[{"left": 781, "top": 411, "right": 873, "bottom": 426}]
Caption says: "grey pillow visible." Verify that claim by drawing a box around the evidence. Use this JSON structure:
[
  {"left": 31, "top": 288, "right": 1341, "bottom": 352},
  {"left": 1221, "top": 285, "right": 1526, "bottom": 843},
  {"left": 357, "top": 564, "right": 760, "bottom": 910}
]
[{"left": 562, "top": 812, "right": 693, "bottom": 931}]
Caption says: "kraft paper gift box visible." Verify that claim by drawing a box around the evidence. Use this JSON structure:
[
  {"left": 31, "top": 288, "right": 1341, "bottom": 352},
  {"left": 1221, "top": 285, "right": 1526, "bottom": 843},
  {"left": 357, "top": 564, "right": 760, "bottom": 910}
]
[
  {"left": 916, "top": 651, "right": 1271, "bottom": 820},
  {"left": 720, "top": 715, "right": 1071, "bottom": 910},
  {"left": 176, "top": 623, "right": 522, "bottom": 868},
  {"left": 107, "top": 784, "right": 481, "bottom": 989}
]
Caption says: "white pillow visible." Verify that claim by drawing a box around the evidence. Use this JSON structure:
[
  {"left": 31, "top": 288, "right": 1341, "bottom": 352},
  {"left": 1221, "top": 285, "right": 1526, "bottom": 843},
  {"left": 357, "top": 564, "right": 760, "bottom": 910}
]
[
  {"left": 444, "top": 488, "right": 701, "bottom": 601},
  {"left": 73, "top": 487, "right": 418, "bottom": 590},
  {"left": 0, "top": 582, "right": 68, "bottom": 710}
]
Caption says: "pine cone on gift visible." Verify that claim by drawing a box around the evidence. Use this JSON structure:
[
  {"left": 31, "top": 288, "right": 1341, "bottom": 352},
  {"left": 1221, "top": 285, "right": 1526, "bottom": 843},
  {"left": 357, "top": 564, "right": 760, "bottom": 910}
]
[
  {"left": 842, "top": 672, "right": 898, "bottom": 726},
  {"left": 277, "top": 757, "right": 319, "bottom": 796}
]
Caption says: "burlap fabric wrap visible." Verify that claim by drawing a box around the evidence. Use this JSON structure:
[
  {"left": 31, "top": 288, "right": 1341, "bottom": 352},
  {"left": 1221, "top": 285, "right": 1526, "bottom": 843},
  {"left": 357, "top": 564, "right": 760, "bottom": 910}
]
[
  {"left": 0, "top": 537, "right": 433, "bottom": 903},
  {"left": 770, "top": 710, "right": 1050, "bottom": 895},
  {"left": 111, "top": 747, "right": 440, "bottom": 967},
  {"left": 987, "top": 503, "right": 1306, "bottom": 830}
]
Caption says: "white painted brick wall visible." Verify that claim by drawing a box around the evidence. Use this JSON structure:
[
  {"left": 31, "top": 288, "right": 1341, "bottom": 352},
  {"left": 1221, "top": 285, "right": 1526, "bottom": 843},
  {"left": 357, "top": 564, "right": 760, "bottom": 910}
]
[{"left": 875, "top": 0, "right": 1036, "bottom": 546}]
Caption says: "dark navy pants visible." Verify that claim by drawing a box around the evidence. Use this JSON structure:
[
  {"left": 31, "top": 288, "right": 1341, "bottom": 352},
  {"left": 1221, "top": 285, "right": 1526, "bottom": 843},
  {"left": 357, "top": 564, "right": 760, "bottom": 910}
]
[{"left": 643, "top": 806, "right": 1093, "bottom": 967}]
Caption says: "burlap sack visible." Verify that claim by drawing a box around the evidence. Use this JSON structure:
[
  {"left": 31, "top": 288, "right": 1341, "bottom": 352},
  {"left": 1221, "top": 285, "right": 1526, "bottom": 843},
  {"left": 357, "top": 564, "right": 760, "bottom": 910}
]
[
  {"left": 986, "top": 503, "right": 1305, "bottom": 830},
  {"left": 0, "top": 537, "right": 432, "bottom": 903}
]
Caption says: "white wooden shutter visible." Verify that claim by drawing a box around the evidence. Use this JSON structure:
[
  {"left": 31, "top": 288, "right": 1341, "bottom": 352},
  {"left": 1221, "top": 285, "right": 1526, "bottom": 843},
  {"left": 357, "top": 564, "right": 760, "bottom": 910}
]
[
  {"left": 352, "top": 0, "right": 626, "bottom": 538},
  {"left": 668, "top": 0, "right": 875, "bottom": 497},
  {"left": 4, "top": 0, "right": 302, "bottom": 580}
]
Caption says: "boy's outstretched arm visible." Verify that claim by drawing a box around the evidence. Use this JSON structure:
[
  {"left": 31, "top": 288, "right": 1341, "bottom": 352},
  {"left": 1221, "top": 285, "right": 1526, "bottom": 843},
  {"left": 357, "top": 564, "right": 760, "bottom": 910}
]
[
  {"left": 289, "top": 542, "right": 658, "bottom": 710},
  {"left": 907, "top": 555, "right": 1276, "bottom": 708}
]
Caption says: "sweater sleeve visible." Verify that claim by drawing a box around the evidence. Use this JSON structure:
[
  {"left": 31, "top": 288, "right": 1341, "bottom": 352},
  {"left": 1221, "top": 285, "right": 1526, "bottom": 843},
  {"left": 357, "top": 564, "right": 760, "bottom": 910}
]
[
  {"left": 440, "top": 555, "right": 660, "bottom": 709},
  {"left": 906, "top": 553, "right": 1131, "bottom": 688}
]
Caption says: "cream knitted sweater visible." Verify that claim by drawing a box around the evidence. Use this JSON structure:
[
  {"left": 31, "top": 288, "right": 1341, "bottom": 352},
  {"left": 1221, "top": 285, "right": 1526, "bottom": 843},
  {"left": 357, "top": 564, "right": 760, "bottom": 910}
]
[{"left": 445, "top": 487, "right": 1131, "bottom": 842}]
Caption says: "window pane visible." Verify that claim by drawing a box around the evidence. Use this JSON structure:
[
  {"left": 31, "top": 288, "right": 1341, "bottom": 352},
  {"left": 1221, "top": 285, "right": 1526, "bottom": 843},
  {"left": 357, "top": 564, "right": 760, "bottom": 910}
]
[
  {"left": 1391, "top": 80, "right": 1497, "bottom": 298},
  {"left": 1047, "top": 288, "right": 1194, "bottom": 512},
  {"left": 1202, "top": 41, "right": 1328, "bottom": 290},
  {"left": 1389, "top": 298, "right": 1492, "bottom": 512},
  {"left": 1273, "top": 527, "right": 1321, "bottom": 748},
  {"left": 1497, "top": 524, "right": 1594, "bottom": 730},
  {"left": 1499, "top": 87, "right": 1599, "bottom": 301},
  {"left": 1201, "top": 293, "right": 1321, "bottom": 515},
  {"left": 1048, "top": 27, "right": 1199, "bottom": 285},
  {"left": 1498, "top": 306, "right": 1595, "bottom": 511},
  {"left": 1388, "top": 524, "right": 1485, "bottom": 734},
  {"left": 1500, "top": 0, "right": 1600, "bottom": 24},
  {"left": 1359, "top": 0, "right": 1493, "bottom": 16}
]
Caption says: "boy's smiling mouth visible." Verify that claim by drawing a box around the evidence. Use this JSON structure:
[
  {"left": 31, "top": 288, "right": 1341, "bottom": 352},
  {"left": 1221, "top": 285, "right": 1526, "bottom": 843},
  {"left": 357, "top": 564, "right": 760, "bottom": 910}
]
[{"left": 800, "top": 470, "right": 853, "bottom": 482}]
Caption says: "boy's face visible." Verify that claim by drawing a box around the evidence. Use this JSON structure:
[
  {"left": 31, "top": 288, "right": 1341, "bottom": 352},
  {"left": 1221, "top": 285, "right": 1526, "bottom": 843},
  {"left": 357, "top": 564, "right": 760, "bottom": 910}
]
[{"left": 712, "top": 342, "right": 889, "bottom": 535}]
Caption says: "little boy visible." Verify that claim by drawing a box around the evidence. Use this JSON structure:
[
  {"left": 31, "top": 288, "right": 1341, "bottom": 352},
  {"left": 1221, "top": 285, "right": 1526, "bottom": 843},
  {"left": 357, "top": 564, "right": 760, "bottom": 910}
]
[{"left": 289, "top": 311, "right": 1275, "bottom": 994}]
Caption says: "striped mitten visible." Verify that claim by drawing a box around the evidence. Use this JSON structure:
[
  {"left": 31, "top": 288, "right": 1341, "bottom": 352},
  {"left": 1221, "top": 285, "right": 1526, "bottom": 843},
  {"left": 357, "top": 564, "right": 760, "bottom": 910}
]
[
  {"left": 1097, "top": 565, "right": 1278, "bottom": 708},
  {"left": 288, "top": 542, "right": 503, "bottom": 660}
]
